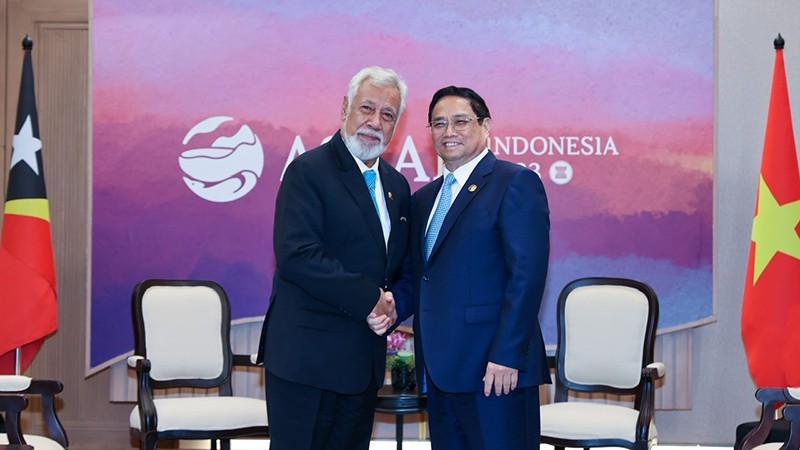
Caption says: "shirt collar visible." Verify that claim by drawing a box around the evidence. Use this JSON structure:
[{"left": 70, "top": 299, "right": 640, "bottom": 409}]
[
  {"left": 443, "top": 148, "right": 490, "bottom": 187},
  {"left": 351, "top": 152, "right": 380, "bottom": 173}
]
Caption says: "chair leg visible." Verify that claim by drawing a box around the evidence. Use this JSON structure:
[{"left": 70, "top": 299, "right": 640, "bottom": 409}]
[
  {"left": 143, "top": 435, "right": 157, "bottom": 450},
  {"left": 220, "top": 438, "right": 231, "bottom": 450}
]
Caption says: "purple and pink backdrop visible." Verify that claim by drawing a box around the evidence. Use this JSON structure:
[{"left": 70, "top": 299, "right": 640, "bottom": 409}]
[{"left": 90, "top": 0, "right": 714, "bottom": 373}]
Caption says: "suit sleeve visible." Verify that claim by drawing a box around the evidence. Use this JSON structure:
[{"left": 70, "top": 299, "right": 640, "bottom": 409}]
[
  {"left": 273, "top": 159, "right": 379, "bottom": 321},
  {"left": 391, "top": 253, "right": 414, "bottom": 325},
  {"left": 488, "top": 169, "right": 550, "bottom": 370}
]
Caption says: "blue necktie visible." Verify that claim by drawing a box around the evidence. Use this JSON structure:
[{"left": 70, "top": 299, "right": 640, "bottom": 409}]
[
  {"left": 425, "top": 173, "right": 456, "bottom": 260},
  {"left": 363, "top": 170, "right": 380, "bottom": 216}
]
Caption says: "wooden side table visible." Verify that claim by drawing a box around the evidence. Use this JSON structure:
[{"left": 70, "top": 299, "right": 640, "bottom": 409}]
[{"left": 376, "top": 385, "right": 427, "bottom": 450}]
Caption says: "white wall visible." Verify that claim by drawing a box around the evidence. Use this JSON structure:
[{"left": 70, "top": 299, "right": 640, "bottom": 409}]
[{"left": 656, "top": 0, "right": 800, "bottom": 444}]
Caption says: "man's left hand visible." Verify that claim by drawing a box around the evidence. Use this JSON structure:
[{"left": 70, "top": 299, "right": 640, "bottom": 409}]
[{"left": 482, "top": 362, "right": 518, "bottom": 397}]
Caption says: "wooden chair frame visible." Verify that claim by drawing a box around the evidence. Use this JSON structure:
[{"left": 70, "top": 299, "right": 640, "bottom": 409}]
[
  {"left": 542, "top": 277, "right": 662, "bottom": 450},
  {"left": 0, "top": 378, "right": 68, "bottom": 448}
]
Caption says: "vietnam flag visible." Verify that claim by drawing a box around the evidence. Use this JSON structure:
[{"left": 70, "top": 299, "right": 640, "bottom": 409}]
[
  {"left": 0, "top": 37, "right": 58, "bottom": 374},
  {"left": 742, "top": 34, "right": 800, "bottom": 388}
]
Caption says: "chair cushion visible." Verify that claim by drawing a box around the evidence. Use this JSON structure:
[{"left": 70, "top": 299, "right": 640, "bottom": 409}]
[
  {"left": 752, "top": 444, "right": 784, "bottom": 450},
  {"left": 130, "top": 396, "right": 268, "bottom": 431},
  {"left": 0, "top": 375, "right": 32, "bottom": 391},
  {"left": 0, "top": 434, "right": 66, "bottom": 450},
  {"left": 541, "top": 402, "right": 657, "bottom": 442}
]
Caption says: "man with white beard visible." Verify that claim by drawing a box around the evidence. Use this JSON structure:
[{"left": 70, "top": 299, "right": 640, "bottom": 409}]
[{"left": 257, "top": 66, "right": 410, "bottom": 450}]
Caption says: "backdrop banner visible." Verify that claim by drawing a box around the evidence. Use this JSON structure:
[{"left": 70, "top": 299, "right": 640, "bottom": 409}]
[{"left": 90, "top": 0, "right": 714, "bottom": 373}]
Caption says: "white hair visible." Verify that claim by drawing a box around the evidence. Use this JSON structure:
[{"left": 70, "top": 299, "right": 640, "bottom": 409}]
[{"left": 346, "top": 66, "right": 408, "bottom": 118}]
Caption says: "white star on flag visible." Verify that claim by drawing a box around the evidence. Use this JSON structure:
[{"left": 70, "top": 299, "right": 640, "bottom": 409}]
[{"left": 11, "top": 115, "right": 42, "bottom": 175}]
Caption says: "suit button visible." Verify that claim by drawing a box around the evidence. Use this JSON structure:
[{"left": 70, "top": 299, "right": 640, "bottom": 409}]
[{"left": 422, "top": 275, "right": 430, "bottom": 281}]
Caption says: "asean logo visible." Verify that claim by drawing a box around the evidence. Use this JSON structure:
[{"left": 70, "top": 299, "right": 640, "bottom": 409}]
[
  {"left": 179, "top": 116, "right": 264, "bottom": 203},
  {"left": 548, "top": 160, "right": 573, "bottom": 185}
]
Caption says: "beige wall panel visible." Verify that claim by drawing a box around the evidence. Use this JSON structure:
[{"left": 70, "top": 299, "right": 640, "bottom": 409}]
[{"left": 2, "top": 0, "right": 136, "bottom": 448}]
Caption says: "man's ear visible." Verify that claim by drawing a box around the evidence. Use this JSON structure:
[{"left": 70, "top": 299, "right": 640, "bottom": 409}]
[
  {"left": 341, "top": 96, "right": 349, "bottom": 122},
  {"left": 481, "top": 117, "right": 492, "bottom": 134}
]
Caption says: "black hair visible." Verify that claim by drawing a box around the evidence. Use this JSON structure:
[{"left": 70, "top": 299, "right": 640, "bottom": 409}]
[{"left": 427, "top": 86, "right": 491, "bottom": 124}]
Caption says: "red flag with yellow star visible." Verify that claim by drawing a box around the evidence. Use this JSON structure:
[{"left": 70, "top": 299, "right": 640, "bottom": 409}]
[
  {"left": 0, "top": 37, "right": 58, "bottom": 374},
  {"left": 742, "top": 34, "right": 800, "bottom": 387}
]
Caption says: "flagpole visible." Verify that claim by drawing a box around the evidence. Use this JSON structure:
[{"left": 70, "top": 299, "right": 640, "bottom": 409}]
[{"left": 12, "top": 36, "right": 34, "bottom": 378}]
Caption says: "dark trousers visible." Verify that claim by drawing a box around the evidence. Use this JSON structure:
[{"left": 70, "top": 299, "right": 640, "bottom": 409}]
[
  {"left": 265, "top": 370, "right": 378, "bottom": 450},
  {"left": 426, "top": 373, "right": 540, "bottom": 450}
]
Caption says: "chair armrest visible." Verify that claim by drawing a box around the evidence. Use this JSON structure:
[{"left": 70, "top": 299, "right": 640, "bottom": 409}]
[
  {"left": 634, "top": 363, "right": 663, "bottom": 442},
  {"left": 128, "top": 355, "right": 146, "bottom": 369},
  {"left": 128, "top": 355, "right": 152, "bottom": 373},
  {"left": 738, "top": 388, "right": 787, "bottom": 450},
  {"left": 787, "top": 387, "right": 800, "bottom": 400},
  {"left": 129, "top": 356, "right": 157, "bottom": 433},
  {"left": 0, "top": 394, "right": 28, "bottom": 445},
  {"left": 25, "top": 378, "right": 64, "bottom": 395},
  {"left": 645, "top": 362, "right": 665, "bottom": 380},
  {"left": 233, "top": 353, "right": 261, "bottom": 367}
]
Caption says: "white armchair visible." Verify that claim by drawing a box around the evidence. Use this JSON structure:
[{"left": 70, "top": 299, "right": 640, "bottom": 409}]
[
  {"left": 540, "top": 277, "right": 663, "bottom": 450},
  {"left": 128, "top": 279, "right": 268, "bottom": 450}
]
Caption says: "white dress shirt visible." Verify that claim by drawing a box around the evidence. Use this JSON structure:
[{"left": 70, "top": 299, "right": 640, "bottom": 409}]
[
  {"left": 425, "top": 148, "right": 490, "bottom": 234},
  {"left": 352, "top": 155, "right": 391, "bottom": 249}
]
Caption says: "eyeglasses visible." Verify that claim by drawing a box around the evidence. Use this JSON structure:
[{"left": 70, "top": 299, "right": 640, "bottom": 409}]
[{"left": 427, "top": 116, "right": 481, "bottom": 134}]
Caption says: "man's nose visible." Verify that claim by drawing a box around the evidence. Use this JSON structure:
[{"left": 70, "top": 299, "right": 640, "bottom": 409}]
[{"left": 366, "top": 111, "right": 382, "bottom": 128}]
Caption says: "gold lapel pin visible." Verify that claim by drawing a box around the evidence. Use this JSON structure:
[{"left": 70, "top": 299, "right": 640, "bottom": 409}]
[
  {"left": 388, "top": 191, "right": 393, "bottom": 200},
  {"left": 468, "top": 184, "right": 477, "bottom": 192}
]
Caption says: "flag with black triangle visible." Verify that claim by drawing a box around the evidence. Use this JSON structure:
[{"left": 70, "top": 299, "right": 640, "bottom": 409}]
[{"left": 0, "top": 36, "right": 58, "bottom": 374}]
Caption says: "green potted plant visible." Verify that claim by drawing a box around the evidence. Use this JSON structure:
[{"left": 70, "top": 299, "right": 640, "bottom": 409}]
[
  {"left": 388, "top": 350, "right": 416, "bottom": 390},
  {"left": 386, "top": 330, "right": 416, "bottom": 390}
]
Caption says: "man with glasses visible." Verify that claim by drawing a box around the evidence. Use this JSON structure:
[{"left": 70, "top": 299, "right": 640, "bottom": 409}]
[
  {"left": 395, "top": 85, "right": 551, "bottom": 449},
  {"left": 258, "top": 66, "right": 410, "bottom": 450}
]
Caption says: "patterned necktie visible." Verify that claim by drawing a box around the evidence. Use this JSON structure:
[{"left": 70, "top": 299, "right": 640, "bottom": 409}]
[
  {"left": 363, "top": 170, "right": 380, "bottom": 215},
  {"left": 425, "top": 173, "right": 456, "bottom": 260}
]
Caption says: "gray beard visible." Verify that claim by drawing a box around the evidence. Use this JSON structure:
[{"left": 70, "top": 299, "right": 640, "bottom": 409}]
[{"left": 343, "top": 127, "right": 387, "bottom": 162}]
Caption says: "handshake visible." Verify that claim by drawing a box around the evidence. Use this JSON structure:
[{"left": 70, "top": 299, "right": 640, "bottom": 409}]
[{"left": 366, "top": 288, "right": 397, "bottom": 335}]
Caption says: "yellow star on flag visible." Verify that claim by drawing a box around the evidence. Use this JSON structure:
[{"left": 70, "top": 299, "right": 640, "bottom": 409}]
[{"left": 751, "top": 175, "right": 800, "bottom": 283}]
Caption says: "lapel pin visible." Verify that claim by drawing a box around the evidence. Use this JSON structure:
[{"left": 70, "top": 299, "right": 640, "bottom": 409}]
[
  {"left": 468, "top": 184, "right": 477, "bottom": 192},
  {"left": 388, "top": 191, "right": 393, "bottom": 200}
]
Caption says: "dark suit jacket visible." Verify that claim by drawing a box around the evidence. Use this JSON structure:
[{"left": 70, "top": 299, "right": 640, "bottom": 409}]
[
  {"left": 259, "top": 131, "right": 410, "bottom": 394},
  {"left": 396, "top": 152, "right": 550, "bottom": 393}
]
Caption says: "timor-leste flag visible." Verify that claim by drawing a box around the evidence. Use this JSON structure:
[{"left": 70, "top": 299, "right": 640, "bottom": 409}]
[
  {"left": 741, "top": 35, "right": 800, "bottom": 388},
  {"left": 0, "top": 37, "right": 58, "bottom": 374}
]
